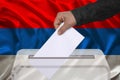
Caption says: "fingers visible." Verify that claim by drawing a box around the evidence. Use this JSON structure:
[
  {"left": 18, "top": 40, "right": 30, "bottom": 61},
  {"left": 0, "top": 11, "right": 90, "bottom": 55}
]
[
  {"left": 54, "top": 12, "right": 70, "bottom": 35},
  {"left": 58, "top": 23, "right": 70, "bottom": 35},
  {"left": 54, "top": 11, "right": 76, "bottom": 35},
  {"left": 54, "top": 18, "right": 61, "bottom": 29},
  {"left": 54, "top": 13, "right": 64, "bottom": 29}
]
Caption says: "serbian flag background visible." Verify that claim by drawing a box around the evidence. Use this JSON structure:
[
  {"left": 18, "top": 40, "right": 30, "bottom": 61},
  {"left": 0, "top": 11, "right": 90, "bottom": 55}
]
[{"left": 0, "top": 0, "right": 120, "bottom": 55}]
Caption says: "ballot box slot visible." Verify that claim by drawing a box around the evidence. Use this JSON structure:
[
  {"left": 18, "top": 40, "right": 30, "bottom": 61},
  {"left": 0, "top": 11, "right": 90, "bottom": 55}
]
[{"left": 28, "top": 55, "right": 95, "bottom": 59}]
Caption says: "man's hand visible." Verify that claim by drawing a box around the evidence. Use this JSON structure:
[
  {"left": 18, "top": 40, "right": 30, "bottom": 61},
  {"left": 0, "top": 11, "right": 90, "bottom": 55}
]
[{"left": 54, "top": 11, "right": 76, "bottom": 35}]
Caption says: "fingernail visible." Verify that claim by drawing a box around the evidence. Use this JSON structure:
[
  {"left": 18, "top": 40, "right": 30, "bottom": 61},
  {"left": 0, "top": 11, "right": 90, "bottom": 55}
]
[{"left": 58, "top": 30, "right": 62, "bottom": 35}]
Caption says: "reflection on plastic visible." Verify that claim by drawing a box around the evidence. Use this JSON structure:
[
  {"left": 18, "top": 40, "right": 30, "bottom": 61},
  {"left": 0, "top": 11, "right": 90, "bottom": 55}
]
[{"left": 10, "top": 49, "right": 110, "bottom": 80}]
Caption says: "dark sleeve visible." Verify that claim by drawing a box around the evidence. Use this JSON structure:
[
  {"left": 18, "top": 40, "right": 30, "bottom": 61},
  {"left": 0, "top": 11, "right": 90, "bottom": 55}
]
[{"left": 71, "top": 0, "right": 120, "bottom": 26}]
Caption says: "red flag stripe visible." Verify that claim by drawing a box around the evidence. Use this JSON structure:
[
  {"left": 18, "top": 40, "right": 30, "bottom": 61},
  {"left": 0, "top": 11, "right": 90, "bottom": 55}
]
[{"left": 0, "top": 0, "right": 120, "bottom": 28}]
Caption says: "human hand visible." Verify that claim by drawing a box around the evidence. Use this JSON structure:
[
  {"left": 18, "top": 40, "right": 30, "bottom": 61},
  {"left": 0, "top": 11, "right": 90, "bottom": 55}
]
[{"left": 54, "top": 11, "right": 76, "bottom": 35}]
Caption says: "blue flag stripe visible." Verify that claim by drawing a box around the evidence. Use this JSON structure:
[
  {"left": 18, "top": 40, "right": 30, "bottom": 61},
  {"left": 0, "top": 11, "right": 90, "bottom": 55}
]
[{"left": 0, "top": 28, "right": 120, "bottom": 55}]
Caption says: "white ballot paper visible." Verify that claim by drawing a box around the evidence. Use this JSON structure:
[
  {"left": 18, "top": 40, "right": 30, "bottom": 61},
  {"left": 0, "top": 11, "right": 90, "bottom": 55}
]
[{"left": 31, "top": 23, "right": 84, "bottom": 79}]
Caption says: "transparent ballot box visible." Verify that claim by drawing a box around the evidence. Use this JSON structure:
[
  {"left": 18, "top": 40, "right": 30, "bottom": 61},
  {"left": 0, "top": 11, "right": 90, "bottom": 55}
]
[{"left": 10, "top": 49, "right": 110, "bottom": 80}]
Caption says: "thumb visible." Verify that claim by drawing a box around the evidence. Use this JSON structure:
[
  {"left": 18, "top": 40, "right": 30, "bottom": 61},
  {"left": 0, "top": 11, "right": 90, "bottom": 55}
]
[{"left": 58, "top": 23, "right": 70, "bottom": 35}]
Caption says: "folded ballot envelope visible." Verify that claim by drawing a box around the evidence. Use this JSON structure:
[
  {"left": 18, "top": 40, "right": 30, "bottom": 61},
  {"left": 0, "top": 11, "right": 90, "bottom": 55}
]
[{"left": 10, "top": 49, "right": 111, "bottom": 80}]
